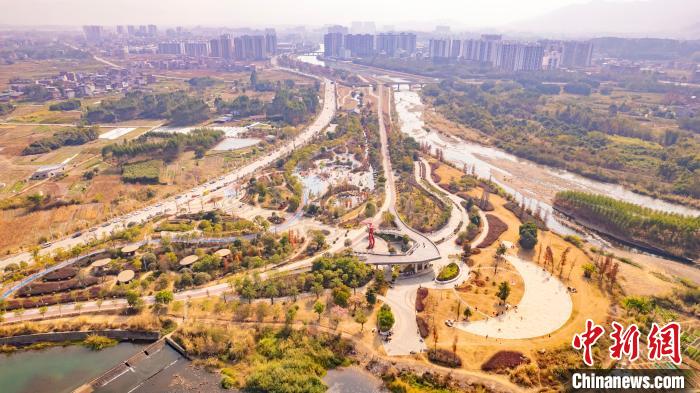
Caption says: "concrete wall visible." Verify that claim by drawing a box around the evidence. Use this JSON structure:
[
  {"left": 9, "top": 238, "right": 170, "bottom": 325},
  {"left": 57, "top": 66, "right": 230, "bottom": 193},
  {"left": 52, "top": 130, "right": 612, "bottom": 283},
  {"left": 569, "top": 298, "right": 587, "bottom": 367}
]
[{"left": 0, "top": 330, "right": 160, "bottom": 346}]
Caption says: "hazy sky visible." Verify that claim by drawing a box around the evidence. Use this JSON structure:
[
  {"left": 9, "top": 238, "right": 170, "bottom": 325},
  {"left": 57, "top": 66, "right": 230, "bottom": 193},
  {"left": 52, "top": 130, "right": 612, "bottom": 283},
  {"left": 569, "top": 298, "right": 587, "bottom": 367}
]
[{"left": 0, "top": 0, "right": 635, "bottom": 29}]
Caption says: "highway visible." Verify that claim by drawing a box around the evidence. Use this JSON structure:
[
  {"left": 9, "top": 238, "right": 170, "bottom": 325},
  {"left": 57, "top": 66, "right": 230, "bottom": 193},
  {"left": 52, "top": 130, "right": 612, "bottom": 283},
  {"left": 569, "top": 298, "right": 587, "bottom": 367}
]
[{"left": 0, "top": 77, "right": 337, "bottom": 270}]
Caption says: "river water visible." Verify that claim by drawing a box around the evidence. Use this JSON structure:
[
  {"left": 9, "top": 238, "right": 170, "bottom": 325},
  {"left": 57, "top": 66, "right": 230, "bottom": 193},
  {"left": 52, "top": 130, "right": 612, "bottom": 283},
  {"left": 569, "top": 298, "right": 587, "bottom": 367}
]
[{"left": 392, "top": 89, "right": 700, "bottom": 237}]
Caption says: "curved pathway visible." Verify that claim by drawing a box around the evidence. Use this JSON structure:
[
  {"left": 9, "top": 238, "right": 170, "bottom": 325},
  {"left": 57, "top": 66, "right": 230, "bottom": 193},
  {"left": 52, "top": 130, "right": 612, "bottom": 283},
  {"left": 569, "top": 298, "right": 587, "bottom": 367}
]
[{"left": 455, "top": 254, "right": 573, "bottom": 339}]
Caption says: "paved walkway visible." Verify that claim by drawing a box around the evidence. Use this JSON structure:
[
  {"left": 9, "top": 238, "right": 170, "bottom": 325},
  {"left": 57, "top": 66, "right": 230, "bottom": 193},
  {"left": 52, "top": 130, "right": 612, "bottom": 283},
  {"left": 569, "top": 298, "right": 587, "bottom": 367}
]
[{"left": 455, "top": 254, "right": 573, "bottom": 339}]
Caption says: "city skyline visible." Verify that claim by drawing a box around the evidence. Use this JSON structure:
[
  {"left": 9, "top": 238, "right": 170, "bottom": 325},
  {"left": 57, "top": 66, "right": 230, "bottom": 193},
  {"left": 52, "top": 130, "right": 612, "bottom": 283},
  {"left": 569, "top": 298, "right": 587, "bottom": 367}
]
[{"left": 2, "top": 0, "right": 698, "bottom": 38}]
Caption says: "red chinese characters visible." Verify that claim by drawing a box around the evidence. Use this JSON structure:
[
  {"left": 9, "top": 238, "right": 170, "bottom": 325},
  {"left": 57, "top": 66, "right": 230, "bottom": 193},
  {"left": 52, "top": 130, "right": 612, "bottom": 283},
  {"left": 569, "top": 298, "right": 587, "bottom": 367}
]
[
  {"left": 572, "top": 319, "right": 605, "bottom": 366},
  {"left": 647, "top": 322, "right": 682, "bottom": 365},
  {"left": 609, "top": 321, "right": 641, "bottom": 361},
  {"left": 572, "top": 320, "right": 683, "bottom": 366}
]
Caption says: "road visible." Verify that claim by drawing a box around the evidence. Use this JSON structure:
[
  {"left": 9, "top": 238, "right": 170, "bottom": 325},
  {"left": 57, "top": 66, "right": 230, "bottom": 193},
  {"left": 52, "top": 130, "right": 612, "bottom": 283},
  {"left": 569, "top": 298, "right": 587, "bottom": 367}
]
[{"left": 0, "top": 77, "right": 337, "bottom": 269}]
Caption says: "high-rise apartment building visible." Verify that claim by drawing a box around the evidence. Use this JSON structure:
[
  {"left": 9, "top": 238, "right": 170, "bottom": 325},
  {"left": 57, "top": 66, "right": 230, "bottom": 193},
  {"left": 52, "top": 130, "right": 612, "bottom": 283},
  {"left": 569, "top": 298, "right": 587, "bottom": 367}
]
[
  {"left": 220, "top": 34, "right": 233, "bottom": 59},
  {"left": 184, "top": 41, "right": 210, "bottom": 57},
  {"left": 450, "top": 39, "right": 462, "bottom": 58},
  {"left": 82, "top": 25, "right": 104, "bottom": 43},
  {"left": 376, "top": 32, "right": 416, "bottom": 57},
  {"left": 344, "top": 34, "right": 374, "bottom": 57},
  {"left": 234, "top": 35, "right": 266, "bottom": 60},
  {"left": 157, "top": 42, "right": 184, "bottom": 55},
  {"left": 264, "top": 29, "right": 278, "bottom": 56},
  {"left": 147, "top": 25, "right": 158, "bottom": 37},
  {"left": 428, "top": 39, "right": 450, "bottom": 58},
  {"left": 210, "top": 38, "right": 221, "bottom": 57},
  {"left": 323, "top": 32, "right": 344, "bottom": 58}
]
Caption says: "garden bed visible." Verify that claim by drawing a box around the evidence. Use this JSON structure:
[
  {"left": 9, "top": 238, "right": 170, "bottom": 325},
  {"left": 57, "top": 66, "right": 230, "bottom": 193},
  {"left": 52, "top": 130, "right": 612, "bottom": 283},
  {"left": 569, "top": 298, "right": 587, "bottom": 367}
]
[
  {"left": 428, "top": 348, "right": 462, "bottom": 368},
  {"left": 436, "top": 262, "right": 460, "bottom": 282},
  {"left": 476, "top": 214, "right": 508, "bottom": 248},
  {"left": 17, "top": 276, "right": 100, "bottom": 297},
  {"left": 415, "top": 287, "right": 428, "bottom": 311},
  {"left": 481, "top": 350, "right": 530, "bottom": 372}
]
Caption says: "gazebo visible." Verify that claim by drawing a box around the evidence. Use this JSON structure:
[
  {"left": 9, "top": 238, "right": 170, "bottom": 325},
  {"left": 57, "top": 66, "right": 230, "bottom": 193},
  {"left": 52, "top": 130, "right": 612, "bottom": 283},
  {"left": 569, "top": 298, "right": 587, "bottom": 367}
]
[
  {"left": 213, "top": 249, "right": 231, "bottom": 258},
  {"left": 179, "top": 254, "right": 199, "bottom": 267},
  {"left": 90, "top": 258, "right": 111, "bottom": 273},
  {"left": 121, "top": 244, "right": 140, "bottom": 257},
  {"left": 117, "top": 269, "right": 135, "bottom": 284}
]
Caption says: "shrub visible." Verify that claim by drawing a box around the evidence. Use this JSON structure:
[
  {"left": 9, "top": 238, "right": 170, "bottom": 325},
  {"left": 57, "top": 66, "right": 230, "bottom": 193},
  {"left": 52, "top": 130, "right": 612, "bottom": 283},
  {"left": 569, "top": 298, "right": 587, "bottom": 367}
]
[
  {"left": 83, "top": 335, "right": 118, "bottom": 350},
  {"left": 436, "top": 262, "right": 459, "bottom": 282},
  {"left": 481, "top": 350, "right": 529, "bottom": 371},
  {"left": 221, "top": 375, "right": 236, "bottom": 389},
  {"left": 428, "top": 348, "right": 462, "bottom": 368},
  {"left": 563, "top": 235, "right": 583, "bottom": 248}
]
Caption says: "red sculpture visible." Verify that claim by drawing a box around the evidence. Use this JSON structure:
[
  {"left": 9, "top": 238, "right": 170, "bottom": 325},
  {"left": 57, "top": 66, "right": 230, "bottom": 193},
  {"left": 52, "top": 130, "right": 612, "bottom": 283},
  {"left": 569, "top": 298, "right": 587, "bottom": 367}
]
[{"left": 367, "top": 222, "right": 375, "bottom": 249}]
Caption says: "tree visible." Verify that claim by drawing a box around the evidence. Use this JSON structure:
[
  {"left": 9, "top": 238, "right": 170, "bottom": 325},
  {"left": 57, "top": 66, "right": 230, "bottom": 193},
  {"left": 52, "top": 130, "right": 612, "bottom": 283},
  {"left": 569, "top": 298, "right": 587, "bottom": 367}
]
[
  {"left": 518, "top": 222, "right": 538, "bottom": 250},
  {"left": 264, "top": 282, "right": 279, "bottom": 304},
  {"left": 312, "top": 282, "right": 324, "bottom": 299},
  {"left": 155, "top": 290, "right": 174, "bottom": 305},
  {"left": 354, "top": 309, "right": 368, "bottom": 332},
  {"left": 364, "top": 202, "right": 376, "bottom": 218},
  {"left": 285, "top": 305, "right": 299, "bottom": 326},
  {"left": 377, "top": 304, "right": 395, "bottom": 332},
  {"left": 126, "top": 290, "right": 144, "bottom": 312},
  {"left": 494, "top": 243, "right": 507, "bottom": 274},
  {"left": 463, "top": 306, "right": 473, "bottom": 321},
  {"left": 582, "top": 263, "right": 596, "bottom": 279},
  {"left": 497, "top": 281, "right": 511, "bottom": 304},
  {"left": 39, "top": 305, "right": 48, "bottom": 317},
  {"left": 313, "top": 301, "right": 325, "bottom": 322},
  {"left": 237, "top": 276, "right": 256, "bottom": 304}
]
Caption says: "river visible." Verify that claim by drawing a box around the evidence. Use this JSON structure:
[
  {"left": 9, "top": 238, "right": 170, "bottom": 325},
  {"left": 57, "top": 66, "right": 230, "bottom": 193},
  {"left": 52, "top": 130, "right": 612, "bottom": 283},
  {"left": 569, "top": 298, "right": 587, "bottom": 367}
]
[{"left": 392, "top": 89, "right": 700, "bottom": 236}]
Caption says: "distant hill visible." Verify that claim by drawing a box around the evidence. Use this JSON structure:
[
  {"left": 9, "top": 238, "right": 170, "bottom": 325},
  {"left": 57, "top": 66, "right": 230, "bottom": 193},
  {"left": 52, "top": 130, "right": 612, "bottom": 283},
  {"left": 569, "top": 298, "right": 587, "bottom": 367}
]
[
  {"left": 508, "top": 0, "right": 700, "bottom": 39},
  {"left": 591, "top": 37, "right": 700, "bottom": 61}
]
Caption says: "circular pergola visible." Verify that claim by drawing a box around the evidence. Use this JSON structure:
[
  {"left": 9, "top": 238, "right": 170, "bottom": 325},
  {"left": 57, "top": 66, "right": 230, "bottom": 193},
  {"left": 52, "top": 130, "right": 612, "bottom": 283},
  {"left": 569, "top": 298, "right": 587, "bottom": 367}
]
[
  {"left": 121, "top": 244, "right": 140, "bottom": 254},
  {"left": 91, "top": 258, "right": 111, "bottom": 269},
  {"left": 179, "top": 254, "right": 199, "bottom": 267},
  {"left": 214, "top": 249, "right": 231, "bottom": 258},
  {"left": 117, "top": 269, "right": 135, "bottom": 283}
]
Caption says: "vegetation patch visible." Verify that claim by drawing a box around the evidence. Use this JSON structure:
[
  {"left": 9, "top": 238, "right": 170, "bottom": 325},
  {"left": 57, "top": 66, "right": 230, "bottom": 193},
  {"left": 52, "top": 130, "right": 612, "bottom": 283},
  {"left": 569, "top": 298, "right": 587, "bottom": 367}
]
[
  {"left": 427, "top": 348, "right": 462, "bottom": 368},
  {"left": 476, "top": 214, "right": 508, "bottom": 248},
  {"left": 415, "top": 287, "right": 428, "bottom": 311},
  {"left": 121, "top": 160, "right": 162, "bottom": 184},
  {"left": 82, "top": 335, "right": 118, "bottom": 351},
  {"left": 436, "top": 262, "right": 460, "bottom": 282},
  {"left": 482, "top": 350, "right": 530, "bottom": 372},
  {"left": 22, "top": 126, "right": 98, "bottom": 155},
  {"left": 554, "top": 191, "right": 699, "bottom": 260}
]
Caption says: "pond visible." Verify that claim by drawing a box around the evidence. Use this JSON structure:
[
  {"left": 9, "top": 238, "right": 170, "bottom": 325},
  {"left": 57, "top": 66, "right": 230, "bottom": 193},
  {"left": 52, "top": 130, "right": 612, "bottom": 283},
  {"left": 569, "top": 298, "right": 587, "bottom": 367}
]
[{"left": 0, "top": 343, "right": 146, "bottom": 393}]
